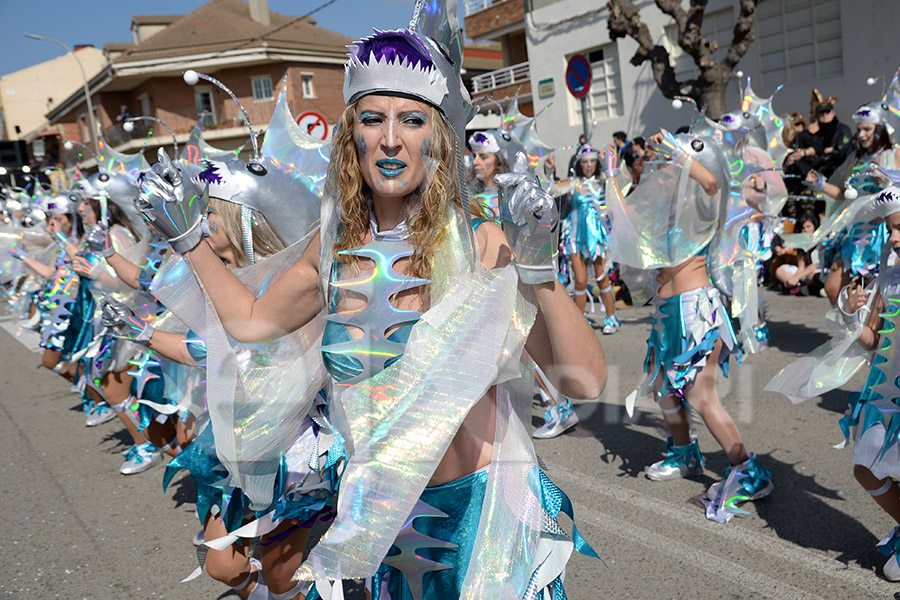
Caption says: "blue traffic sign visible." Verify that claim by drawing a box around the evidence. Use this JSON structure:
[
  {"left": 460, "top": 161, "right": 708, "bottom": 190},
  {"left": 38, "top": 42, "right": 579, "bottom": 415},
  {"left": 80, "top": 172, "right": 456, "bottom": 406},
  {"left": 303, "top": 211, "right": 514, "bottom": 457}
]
[{"left": 566, "top": 54, "right": 592, "bottom": 99}]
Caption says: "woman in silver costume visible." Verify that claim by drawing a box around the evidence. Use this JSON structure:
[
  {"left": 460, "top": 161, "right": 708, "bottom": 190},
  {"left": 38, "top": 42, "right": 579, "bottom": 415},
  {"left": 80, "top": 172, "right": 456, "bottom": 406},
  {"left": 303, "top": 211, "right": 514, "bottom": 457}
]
[{"left": 136, "top": 2, "right": 606, "bottom": 597}]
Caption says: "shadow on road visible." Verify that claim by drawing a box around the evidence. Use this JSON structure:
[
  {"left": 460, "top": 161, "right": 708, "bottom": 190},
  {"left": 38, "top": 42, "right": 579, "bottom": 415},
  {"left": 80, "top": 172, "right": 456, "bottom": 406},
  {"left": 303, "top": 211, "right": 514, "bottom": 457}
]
[
  {"left": 562, "top": 401, "right": 677, "bottom": 479},
  {"left": 167, "top": 473, "right": 199, "bottom": 510},
  {"left": 816, "top": 388, "right": 850, "bottom": 415},
  {"left": 765, "top": 317, "right": 830, "bottom": 356},
  {"left": 99, "top": 427, "right": 136, "bottom": 453},
  {"left": 559, "top": 400, "right": 883, "bottom": 570},
  {"left": 750, "top": 453, "right": 882, "bottom": 570}
]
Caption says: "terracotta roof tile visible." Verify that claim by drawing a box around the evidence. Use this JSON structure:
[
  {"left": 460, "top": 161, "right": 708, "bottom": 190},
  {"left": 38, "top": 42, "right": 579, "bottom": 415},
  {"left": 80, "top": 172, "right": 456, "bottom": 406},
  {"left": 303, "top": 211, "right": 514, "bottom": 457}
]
[
  {"left": 115, "top": 0, "right": 351, "bottom": 64},
  {"left": 131, "top": 14, "right": 181, "bottom": 24}
]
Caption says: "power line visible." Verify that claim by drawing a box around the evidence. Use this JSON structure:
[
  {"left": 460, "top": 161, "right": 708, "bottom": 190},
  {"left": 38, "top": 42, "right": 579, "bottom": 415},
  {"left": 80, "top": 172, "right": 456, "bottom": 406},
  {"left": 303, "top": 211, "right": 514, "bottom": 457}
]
[{"left": 210, "top": 0, "right": 343, "bottom": 59}]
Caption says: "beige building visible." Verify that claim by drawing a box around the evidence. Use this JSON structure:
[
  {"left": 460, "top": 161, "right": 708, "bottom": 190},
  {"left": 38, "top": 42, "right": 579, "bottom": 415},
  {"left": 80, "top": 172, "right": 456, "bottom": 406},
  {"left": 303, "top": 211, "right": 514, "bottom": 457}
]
[{"left": 0, "top": 46, "right": 107, "bottom": 141}]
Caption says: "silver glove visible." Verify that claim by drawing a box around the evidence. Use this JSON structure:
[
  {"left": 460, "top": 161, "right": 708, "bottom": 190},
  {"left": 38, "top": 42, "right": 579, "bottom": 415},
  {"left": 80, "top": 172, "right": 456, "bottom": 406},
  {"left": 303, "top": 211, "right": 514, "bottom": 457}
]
[
  {"left": 9, "top": 244, "right": 27, "bottom": 261},
  {"left": 85, "top": 223, "right": 115, "bottom": 258},
  {"left": 495, "top": 152, "right": 559, "bottom": 285},
  {"left": 136, "top": 148, "right": 208, "bottom": 254},
  {"left": 804, "top": 169, "right": 827, "bottom": 193},
  {"left": 99, "top": 296, "right": 154, "bottom": 344}
]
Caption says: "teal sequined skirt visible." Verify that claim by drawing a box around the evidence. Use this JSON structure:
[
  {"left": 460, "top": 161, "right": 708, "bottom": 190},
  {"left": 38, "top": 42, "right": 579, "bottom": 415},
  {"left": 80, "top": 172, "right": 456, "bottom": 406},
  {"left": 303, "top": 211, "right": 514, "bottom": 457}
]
[{"left": 643, "top": 287, "right": 741, "bottom": 401}]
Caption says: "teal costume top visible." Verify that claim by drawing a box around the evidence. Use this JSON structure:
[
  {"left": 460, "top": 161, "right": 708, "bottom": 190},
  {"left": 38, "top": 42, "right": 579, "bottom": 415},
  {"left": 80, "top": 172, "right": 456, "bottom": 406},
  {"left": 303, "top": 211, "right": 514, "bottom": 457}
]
[{"left": 566, "top": 178, "right": 609, "bottom": 261}]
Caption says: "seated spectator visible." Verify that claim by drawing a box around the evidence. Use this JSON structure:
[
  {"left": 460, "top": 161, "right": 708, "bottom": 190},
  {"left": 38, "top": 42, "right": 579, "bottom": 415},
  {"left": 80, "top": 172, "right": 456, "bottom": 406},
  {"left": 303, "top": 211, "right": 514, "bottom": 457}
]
[
  {"left": 774, "top": 213, "right": 823, "bottom": 296},
  {"left": 784, "top": 98, "right": 854, "bottom": 183}
]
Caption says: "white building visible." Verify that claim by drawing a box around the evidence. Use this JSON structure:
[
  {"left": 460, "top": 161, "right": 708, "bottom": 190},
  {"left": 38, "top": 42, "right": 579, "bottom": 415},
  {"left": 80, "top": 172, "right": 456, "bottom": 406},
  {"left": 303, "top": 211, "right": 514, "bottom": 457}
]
[{"left": 524, "top": 0, "right": 900, "bottom": 167}]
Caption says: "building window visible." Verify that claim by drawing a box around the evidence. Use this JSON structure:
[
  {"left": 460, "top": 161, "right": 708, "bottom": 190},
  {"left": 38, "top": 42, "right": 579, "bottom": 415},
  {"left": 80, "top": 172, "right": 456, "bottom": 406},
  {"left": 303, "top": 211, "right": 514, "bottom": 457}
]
[
  {"left": 252, "top": 76, "right": 274, "bottom": 102},
  {"left": 195, "top": 87, "right": 216, "bottom": 123},
  {"left": 301, "top": 74, "right": 316, "bottom": 99},
  {"left": 570, "top": 44, "right": 624, "bottom": 124},
  {"left": 757, "top": 0, "right": 842, "bottom": 87},
  {"left": 664, "top": 7, "right": 735, "bottom": 78}
]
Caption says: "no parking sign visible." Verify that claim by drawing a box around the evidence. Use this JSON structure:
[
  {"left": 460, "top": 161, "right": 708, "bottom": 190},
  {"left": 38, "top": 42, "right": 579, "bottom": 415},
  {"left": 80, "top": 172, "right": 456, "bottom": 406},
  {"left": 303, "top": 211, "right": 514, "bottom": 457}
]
[
  {"left": 566, "top": 54, "right": 592, "bottom": 99},
  {"left": 296, "top": 111, "right": 329, "bottom": 140}
]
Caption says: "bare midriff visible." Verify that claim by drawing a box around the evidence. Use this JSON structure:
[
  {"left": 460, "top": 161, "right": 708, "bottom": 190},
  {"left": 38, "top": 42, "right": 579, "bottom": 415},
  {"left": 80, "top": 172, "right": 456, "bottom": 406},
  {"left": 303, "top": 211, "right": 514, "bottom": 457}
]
[
  {"left": 428, "top": 387, "right": 497, "bottom": 486},
  {"left": 656, "top": 255, "right": 709, "bottom": 299}
]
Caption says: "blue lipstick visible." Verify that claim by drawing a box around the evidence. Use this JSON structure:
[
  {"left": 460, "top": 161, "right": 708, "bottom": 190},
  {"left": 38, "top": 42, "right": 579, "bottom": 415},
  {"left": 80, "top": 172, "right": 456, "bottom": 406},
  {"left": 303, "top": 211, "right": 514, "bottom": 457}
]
[{"left": 376, "top": 159, "right": 406, "bottom": 178}]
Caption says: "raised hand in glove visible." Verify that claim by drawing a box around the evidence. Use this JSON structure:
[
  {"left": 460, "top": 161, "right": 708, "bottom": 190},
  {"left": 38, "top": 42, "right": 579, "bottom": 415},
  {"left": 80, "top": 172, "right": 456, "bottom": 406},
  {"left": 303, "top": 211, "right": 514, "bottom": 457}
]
[
  {"left": 136, "top": 147, "right": 208, "bottom": 253},
  {"left": 9, "top": 244, "right": 28, "bottom": 261},
  {"left": 99, "top": 296, "right": 154, "bottom": 344},
  {"left": 495, "top": 152, "right": 559, "bottom": 284},
  {"left": 85, "top": 223, "right": 116, "bottom": 258}
]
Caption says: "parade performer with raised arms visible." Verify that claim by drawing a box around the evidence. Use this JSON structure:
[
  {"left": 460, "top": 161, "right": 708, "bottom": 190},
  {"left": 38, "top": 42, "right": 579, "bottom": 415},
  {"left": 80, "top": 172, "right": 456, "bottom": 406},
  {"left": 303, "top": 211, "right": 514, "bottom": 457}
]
[
  {"left": 137, "top": 0, "right": 606, "bottom": 596},
  {"left": 607, "top": 127, "right": 773, "bottom": 523}
]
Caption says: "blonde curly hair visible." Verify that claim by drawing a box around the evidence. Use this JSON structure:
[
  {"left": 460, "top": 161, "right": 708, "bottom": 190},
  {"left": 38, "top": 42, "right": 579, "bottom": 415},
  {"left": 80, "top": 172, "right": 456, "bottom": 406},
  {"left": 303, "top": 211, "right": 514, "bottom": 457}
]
[
  {"left": 208, "top": 197, "right": 285, "bottom": 268},
  {"left": 328, "top": 100, "right": 483, "bottom": 281}
]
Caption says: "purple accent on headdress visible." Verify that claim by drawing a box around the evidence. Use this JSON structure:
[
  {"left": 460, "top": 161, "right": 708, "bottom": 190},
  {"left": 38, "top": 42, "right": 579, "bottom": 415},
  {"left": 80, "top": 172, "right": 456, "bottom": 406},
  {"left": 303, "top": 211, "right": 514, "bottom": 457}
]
[
  {"left": 857, "top": 108, "right": 872, "bottom": 116},
  {"left": 47, "top": 203, "right": 59, "bottom": 210},
  {"left": 877, "top": 190, "right": 897, "bottom": 204},
  {"left": 355, "top": 30, "right": 434, "bottom": 70},
  {"left": 721, "top": 114, "right": 735, "bottom": 124},
  {"left": 472, "top": 132, "right": 489, "bottom": 144},
  {"left": 198, "top": 160, "right": 224, "bottom": 185}
]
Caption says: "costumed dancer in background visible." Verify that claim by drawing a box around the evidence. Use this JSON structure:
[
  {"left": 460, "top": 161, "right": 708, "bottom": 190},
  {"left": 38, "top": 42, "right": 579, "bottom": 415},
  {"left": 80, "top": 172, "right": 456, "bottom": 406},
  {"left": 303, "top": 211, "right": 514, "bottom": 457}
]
[
  {"left": 551, "top": 143, "right": 621, "bottom": 334},
  {"left": 468, "top": 130, "right": 508, "bottom": 220},
  {"left": 139, "top": 72, "right": 340, "bottom": 599},
  {"left": 138, "top": 1, "right": 606, "bottom": 596},
  {"left": 99, "top": 175, "right": 296, "bottom": 598},
  {"left": 608, "top": 128, "right": 773, "bottom": 523},
  {"left": 28, "top": 193, "right": 83, "bottom": 372},
  {"left": 785, "top": 69, "right": 900, "bottom": 305},
  {"left": 823, "top": 185, "right": 900, "bottom": 582}
]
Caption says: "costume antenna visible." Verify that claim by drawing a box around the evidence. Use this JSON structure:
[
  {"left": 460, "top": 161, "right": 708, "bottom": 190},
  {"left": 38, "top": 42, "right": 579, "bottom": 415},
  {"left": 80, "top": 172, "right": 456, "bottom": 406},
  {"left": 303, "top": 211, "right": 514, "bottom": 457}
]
[{"left": 183, "top": 70, "right": 260, "bottom": 160}]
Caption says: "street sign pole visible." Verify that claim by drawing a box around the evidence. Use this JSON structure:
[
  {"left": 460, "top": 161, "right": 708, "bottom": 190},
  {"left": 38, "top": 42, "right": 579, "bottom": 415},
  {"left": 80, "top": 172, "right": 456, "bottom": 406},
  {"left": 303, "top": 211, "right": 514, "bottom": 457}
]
[
  {"left": 566, "top": 54, "right": 593, "bottom": 144},
  {"left": 580, "top": 97, "right": 589, "bottom": 141}
]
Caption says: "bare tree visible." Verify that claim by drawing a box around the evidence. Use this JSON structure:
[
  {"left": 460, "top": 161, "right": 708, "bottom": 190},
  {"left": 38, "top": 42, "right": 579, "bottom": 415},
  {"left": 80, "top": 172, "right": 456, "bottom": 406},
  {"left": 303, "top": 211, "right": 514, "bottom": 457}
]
[{"left": 607, "top": 0, "right": 763, "bottom": 118}]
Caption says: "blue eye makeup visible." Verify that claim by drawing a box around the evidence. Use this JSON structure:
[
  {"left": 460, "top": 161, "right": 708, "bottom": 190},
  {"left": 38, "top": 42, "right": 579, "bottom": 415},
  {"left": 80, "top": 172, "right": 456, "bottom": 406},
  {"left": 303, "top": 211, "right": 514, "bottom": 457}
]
[
  {"left": 401, "top": 111, "right": 428, "bottom": 127},
  {"left": 358, "top": 111, "right": 384, "bottom": 125}
]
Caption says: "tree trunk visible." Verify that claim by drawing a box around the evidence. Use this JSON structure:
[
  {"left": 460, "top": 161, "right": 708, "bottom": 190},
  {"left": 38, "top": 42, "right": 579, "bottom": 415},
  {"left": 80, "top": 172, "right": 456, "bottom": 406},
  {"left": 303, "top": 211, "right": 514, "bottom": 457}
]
[{"left": 696, "top": 64, "right": 732, "bottom": 119}]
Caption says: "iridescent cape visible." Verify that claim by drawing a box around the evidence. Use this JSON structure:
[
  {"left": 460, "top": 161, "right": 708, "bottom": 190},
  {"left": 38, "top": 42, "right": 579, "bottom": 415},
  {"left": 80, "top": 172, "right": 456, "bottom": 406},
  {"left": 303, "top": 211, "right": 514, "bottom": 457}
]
[
  {"left": 151, "top": 233, "right": 326, "bottom": 508},
  {"left": 299, "top": 204, "right": 577, "bottom": 599},
  {"left": 764, "top": 246, "right": 892, "bottom": 404}
]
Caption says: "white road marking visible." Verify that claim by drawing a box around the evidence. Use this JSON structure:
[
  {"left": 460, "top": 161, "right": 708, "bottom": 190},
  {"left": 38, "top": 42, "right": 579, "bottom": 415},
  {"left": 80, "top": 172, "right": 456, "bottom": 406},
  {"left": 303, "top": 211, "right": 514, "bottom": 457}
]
[{"left": 548, "top": 463, "right": 896, "bottom": 597}]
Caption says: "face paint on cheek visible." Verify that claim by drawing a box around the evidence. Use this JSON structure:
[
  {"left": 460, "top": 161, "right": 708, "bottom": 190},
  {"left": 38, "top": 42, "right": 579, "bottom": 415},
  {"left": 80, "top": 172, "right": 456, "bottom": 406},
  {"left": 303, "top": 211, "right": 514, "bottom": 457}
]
[
  {"left": 207, "top": 219, "right": 219, "bottom": 234},
  {"left": 420, "top": 138, "right": 432, "bottom": 159},
  {"left": 356, "top": 135, "right": 367, "bottom": 157}
]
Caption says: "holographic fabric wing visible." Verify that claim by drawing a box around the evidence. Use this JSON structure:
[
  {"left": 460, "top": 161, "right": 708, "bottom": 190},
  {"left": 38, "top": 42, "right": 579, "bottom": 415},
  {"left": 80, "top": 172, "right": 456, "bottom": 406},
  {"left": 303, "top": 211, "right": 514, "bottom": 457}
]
[
  {"left": 413, "top": 0, "right": 462, "bottom": 68},
  {"left": 501, "top": 92, "right": 553, "bottom": 173},
  {"left": 152, "top": 234, "right": 326, "bottom": 506},
  {"left": 260, "top": 76, "right": 331, "bottom": 199},
  {"left": 297, "top": 261, "right": 533, "bottom": 583},
  {"left": 764, "top": 304, "right": 872, "bottom": 403},
  {"left": 97, "top": 135, "right": 149, "bottom": 182},
  {"left": 605, "top": 160, "right": 718, "bottom": 270},
  {"left": 179, "top": 123, "right": 245, "bottom": 168},
  {"left": 881, "top": 67, "right": 900, "bottom": 145}
]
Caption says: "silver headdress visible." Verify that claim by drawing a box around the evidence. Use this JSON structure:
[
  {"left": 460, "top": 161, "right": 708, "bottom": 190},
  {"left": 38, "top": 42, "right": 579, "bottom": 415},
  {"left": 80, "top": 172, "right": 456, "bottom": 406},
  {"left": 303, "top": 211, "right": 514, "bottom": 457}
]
[
  {"left": 853, "top": 102, "right": 887, "bottom": 125},
  {"left": 859, "top": 168, "right": 900, "bottom": 221},
  {"left": 190, "top": 74, "right": 325, "bottom": 254},
  {"left": 40, "top": 192, "right": 79, "bottom": 216},
  {"left": 342, "top": 0, "right": 470, "bottom": 139},
  {"left": 468, "top": 129, "right": 525, "bottom": 165},
  {"left": 574, "top": 144, "right": 600, "bottom": 162}
]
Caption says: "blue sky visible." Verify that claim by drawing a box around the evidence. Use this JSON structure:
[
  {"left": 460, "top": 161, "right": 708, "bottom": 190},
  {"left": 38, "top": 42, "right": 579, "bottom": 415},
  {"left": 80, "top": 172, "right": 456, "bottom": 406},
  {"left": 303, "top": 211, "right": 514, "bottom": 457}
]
[{"left": 0, "top": 0, "right": 415, "bottom": 77}]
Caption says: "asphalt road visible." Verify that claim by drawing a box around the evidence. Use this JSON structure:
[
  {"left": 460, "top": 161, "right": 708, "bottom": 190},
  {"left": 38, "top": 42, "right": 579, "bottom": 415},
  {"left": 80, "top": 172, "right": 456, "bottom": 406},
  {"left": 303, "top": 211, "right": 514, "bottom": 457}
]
[{"left": 1, "top": 290, "right": 898, "bottom": 599}]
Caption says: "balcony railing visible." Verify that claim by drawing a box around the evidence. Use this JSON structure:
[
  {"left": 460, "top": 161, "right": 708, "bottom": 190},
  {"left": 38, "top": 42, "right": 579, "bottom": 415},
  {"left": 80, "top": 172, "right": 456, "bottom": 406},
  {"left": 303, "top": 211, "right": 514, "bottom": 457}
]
[
  {"left": 471, "top": 61, "right": 530, "bottom": 95},
  {"left": 463, "top": 0, "right": 494, "bottom": 15}
]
